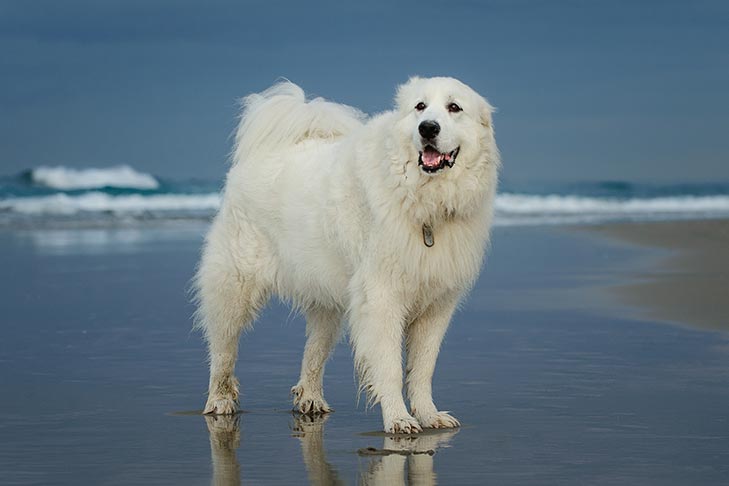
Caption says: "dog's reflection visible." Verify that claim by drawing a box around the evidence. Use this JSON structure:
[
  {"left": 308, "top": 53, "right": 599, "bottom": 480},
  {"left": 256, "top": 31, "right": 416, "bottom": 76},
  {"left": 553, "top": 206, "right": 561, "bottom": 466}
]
[
  {"left": 204, "top": 414, "right": 242, "bottom": 486},
  {"left": 358, "top": 429, "right": 458, "bottom": 486},
  {"left": 291, "top": 413, "right": 345, "bottom": 486},
  {"left": 204, "top": 412, "right": 457, "bottom": 486}
]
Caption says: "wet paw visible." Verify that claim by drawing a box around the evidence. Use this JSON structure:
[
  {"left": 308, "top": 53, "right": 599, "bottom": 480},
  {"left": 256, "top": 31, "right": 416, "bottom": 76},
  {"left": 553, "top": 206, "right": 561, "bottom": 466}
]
[
  {"left": 204, "top": 375, "right": 240, "bottom": 415},
  {"left": 203, "top": 396, "right": 239, "bottom": 415},
  {"left": 417, "top": 411, "right": 461, "bottom": 429},
  {"left": 291, "top": 384, "right": 333, "bottom": 414},
  {"left": 384, "top": 415, "right": 423, "bottom": 434}
]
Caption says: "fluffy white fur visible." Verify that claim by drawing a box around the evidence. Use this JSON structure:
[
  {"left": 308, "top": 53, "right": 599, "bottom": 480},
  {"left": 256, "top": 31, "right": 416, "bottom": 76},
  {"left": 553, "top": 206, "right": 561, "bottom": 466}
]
[{"left": 194, "top": 77, "right": 500, "bottom": 433}]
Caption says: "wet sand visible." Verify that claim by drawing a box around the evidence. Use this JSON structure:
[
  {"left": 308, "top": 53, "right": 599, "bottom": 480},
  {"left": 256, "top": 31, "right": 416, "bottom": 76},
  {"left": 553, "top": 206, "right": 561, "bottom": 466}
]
[
  {"left": 586, "top": 219, "right": 729, "bottom": 331},
  {"left": 0, "top": 223, "right": 728, "bottom": 485}
]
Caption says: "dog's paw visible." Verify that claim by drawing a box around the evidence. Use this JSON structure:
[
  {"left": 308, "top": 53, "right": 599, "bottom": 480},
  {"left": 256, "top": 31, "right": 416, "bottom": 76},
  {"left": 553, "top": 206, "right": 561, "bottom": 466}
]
[
  {"left": 384, "top": 415, "right": 423, "bottom": 434},
  {"left": 291, "top": 384, "right": 333, "bottom": 414},
  {"left": 204, "top": 375, "right": 240, "bottom": 415},
  {"left": 417, "top": 411, "right": 461, "bottom": 429},
  {"left": 203, "top": 396, "right": 239, "bottom": 415}
]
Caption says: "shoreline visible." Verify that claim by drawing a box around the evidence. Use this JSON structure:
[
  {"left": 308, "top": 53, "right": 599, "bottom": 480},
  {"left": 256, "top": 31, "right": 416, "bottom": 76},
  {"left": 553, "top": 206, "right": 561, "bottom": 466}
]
[{"left": 583, "top": 218, "right": 729, "bottom": 332}]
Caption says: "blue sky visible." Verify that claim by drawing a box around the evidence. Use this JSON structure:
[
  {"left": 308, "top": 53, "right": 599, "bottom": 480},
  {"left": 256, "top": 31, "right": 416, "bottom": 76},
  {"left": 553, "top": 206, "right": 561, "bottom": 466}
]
[{"left": 1, "top": 0, "right": 728, "bottom": 184}]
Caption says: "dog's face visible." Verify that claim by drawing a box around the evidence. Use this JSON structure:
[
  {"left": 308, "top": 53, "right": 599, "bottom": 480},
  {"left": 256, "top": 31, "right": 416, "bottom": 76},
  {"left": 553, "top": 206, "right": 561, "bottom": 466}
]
[{"left": 395, "top": 77, "right": 494, "bottom": 175}]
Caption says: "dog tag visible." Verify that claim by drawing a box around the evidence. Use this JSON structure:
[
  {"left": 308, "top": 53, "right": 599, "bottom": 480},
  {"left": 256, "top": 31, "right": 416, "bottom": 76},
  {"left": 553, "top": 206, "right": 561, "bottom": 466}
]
[{"left": 422, "top": 224, "right": 434, "bottom": 247}]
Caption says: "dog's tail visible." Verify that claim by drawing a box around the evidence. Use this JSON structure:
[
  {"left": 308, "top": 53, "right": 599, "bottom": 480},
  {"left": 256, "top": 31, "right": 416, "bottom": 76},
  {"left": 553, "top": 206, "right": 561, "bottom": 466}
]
[{"left": 231, "top": 81, "right": 365, "bottom": 164}]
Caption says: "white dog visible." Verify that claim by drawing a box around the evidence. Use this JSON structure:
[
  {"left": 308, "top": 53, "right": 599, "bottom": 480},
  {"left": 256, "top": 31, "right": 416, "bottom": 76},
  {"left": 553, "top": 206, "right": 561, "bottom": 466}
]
[{"left": 194, "top": 77, "right": 499, "bottom": 433}]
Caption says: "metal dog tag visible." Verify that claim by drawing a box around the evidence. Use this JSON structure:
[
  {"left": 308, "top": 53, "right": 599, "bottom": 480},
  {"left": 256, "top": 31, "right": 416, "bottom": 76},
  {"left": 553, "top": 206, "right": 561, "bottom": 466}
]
[{"left": 422, "top": 224, "right": 434, "bottom": 247}]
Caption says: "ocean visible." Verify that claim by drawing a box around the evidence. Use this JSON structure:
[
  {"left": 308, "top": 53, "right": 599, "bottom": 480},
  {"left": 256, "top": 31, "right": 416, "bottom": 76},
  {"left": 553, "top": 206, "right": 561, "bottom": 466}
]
[{"left": 2, "top": 165, "right": 729, "bottom": 227}]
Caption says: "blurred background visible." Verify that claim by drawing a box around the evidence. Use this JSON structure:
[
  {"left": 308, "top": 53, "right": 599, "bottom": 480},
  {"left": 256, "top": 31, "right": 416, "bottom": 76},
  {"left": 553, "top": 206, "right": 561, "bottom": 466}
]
[{"left": 1, "top": 0, "right": 728, "bottom": 225}]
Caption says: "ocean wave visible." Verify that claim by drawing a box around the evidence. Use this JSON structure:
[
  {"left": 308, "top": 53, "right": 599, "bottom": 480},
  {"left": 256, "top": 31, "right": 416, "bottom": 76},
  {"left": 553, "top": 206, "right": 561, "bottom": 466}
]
[
  {"left": 496, "top": 193, "right": 729, "bottom": 215},
  {"left": 29, "top": 165, "right": 160, "bottom": 190},
  {"left": 0, "top": 192, "right": 220, "bottom": 216},
  {"left": 2, "top": 186, "right": 729, "bottom": 227}
]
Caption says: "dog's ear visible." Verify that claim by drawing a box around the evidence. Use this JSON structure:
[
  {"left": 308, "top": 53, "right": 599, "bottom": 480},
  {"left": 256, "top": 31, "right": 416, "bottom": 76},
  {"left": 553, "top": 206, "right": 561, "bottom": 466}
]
[
  {"left": 480, "top": 98, "right": 496, "bottom": 129},
  {"left": 395, "top": 76, "right": 422, "bottom": 110}
]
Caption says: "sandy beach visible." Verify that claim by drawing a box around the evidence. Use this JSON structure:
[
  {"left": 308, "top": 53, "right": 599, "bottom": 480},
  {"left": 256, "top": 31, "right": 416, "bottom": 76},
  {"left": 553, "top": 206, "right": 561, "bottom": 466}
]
[
  {"left": 587, "top": 219, "right": 729, "bottom": 332},
  {"left": 1, "top": 221, "right": 728, "bottom": 485}
]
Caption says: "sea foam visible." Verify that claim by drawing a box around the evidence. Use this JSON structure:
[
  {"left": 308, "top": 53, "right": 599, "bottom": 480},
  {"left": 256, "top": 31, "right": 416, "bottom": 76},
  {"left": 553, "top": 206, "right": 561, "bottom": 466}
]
[
  {"left": 495, "top": 193, "right": 729, "bottom": 225},
  {"left": 3, "top": 191, "right": 729, "bottom": 224},
  {"left": 0, "top": 192, "right": 221, "bottom": 216},
  {"left": 497, "top": 193, "right": 729, "bottom": 214}
]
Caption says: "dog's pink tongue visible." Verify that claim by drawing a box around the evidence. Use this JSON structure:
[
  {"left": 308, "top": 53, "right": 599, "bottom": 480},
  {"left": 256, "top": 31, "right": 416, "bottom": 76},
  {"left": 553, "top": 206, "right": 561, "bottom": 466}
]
[{"left": 422, "top": 149, "right": 442, "bottom": 167}]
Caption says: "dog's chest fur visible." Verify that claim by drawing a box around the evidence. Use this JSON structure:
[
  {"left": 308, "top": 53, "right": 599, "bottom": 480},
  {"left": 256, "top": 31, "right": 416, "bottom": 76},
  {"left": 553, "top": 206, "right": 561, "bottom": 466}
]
[{"left": 380, "top": 212, "right": 488, "bottom": 298}]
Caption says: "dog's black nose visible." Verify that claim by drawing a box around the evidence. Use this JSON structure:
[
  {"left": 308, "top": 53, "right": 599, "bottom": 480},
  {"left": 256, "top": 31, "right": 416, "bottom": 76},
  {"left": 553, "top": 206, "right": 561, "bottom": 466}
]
[{"left": 418, "top": 120, "right": 440, "bottom": 140}]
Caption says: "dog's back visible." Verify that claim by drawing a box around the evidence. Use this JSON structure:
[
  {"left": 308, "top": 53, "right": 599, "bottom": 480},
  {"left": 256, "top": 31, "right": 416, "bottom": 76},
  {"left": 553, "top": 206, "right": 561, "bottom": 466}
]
[{"left": 232, "top": 81, "right": 365, "bottom": 166}]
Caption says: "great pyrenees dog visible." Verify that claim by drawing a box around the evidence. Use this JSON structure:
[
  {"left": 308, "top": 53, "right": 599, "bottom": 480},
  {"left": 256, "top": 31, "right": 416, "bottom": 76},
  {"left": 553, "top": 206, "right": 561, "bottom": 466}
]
[{"left": 194, "top": 77, "right": 499, "bottom": 433}]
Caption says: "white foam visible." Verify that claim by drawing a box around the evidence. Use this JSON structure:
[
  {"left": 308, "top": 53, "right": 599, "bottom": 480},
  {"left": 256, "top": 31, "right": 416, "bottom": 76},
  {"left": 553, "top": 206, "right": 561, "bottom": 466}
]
[
  {"left": 31, "top": 165, "right": 159, "bottom": 190},
  {"left": 496, "top": 193, "right": 729, "bottom": 217},
  {"left": 0, "top": 192, "right": 220, "bottom": 216},
  {"left": 2, "top": 191, "right": 729, "bottom": 226}
]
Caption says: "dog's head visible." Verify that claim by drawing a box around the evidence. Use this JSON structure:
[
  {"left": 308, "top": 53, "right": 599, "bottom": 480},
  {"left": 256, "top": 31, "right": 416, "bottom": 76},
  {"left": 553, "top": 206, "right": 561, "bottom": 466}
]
[{"left": 394, "top": 77, "right": 495, "bottom": 175}]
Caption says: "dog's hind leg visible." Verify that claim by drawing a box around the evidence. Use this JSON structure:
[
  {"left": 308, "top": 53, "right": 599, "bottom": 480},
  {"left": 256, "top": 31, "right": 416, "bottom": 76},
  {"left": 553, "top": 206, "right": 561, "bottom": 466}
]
[
  {"left": 292, "top": 306, "right": 342, "bottom": 414},
  {"left": 194, "top": 212, "right": 272, "bottom": 415},
  {"left": 405, "top": 293, "right": 461, "bottom": 429}
]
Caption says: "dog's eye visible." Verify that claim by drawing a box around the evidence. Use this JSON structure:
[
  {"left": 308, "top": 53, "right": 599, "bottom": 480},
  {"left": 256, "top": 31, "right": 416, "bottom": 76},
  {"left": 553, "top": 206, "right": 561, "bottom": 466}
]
[
  {"left": 447, "top": 103, "right": 462, "bottom": 113},
  {"left": 415, "top": 102, "right": 426, "bottom": 111}
]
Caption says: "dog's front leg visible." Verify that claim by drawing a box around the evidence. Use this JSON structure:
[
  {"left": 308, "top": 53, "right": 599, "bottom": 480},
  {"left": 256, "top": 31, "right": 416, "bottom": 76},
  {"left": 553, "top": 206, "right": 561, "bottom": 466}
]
[
  {"left": 406, "top": 293, "right": 461, "bottom": 429},
  {"left": 349, "top": 275, "right": 422, "bottom": 434}
]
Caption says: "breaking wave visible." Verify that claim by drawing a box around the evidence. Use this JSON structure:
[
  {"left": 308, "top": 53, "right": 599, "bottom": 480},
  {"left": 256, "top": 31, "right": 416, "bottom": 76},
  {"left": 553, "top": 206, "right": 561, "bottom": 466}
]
[
  {"left": 495, "top": 193, "right": 729, "bottom": 225},
  {"left": 2, "top": 166, "right": 729, "bottom": 227},
  {"left": 29, "top": 165, "right": 159, "bottom": 190},
  {"left": 0, "top": 192, "right": 220, "bottom": 216}
]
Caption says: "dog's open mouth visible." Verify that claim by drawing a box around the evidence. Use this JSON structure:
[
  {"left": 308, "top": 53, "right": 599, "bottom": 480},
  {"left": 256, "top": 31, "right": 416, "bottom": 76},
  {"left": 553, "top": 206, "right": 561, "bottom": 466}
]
[{"left": 418, "top": 145, "right": 459, "bottom": 173}]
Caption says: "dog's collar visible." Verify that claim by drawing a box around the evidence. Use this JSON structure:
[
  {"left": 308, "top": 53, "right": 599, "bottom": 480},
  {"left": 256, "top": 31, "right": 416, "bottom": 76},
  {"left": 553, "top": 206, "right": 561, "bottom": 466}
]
[{"left": 422, "top": 224, "right": 434, "bottom": 247}]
